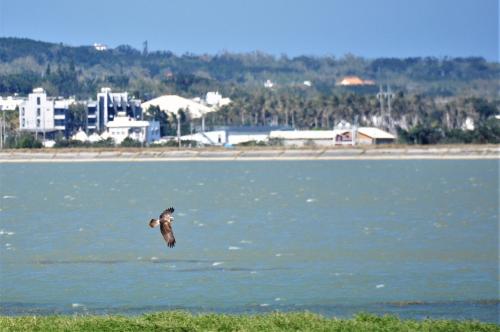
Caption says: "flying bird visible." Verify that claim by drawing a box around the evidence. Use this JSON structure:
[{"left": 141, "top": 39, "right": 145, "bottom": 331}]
[{"left": 149, "top": 207, "right": 176, "bottom": 248}]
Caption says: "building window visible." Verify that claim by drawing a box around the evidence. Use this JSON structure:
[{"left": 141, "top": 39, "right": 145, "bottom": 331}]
[
  {"left": 21, "top": 108, "right": 25, "bottom": 116},
  {"left": 22, "top": 118, "right": 25, "bottom": 127},
  {"left": 37, "top": 108, "right": 41, "bottom": 117},
  {"left": 54, "top": 108, "right": 66, "bottom": 116},
  {"left": 37, "top": 97, "right": 41, "bottom": 105},
  {"left": 36, "top": 119, "right": 40, "bottom": 127}
]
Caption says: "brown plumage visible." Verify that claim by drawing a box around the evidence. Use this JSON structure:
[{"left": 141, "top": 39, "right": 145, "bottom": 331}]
[{"left": 149, "top": 207, "right": 176, "bottom": 248}]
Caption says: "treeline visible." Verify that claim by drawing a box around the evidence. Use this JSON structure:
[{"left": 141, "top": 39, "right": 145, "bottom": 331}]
[
  {"left": 1, "top": 37, "right": 499, "bottom": 145},
  {"left": 1, "top": 37, "right": 499, "bottom": 98}
]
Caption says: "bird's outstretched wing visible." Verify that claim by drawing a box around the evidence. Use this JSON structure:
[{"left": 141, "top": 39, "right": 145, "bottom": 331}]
[
  {"left": 160, "top": 221, "right": 176, "bottom": 248},
  {"left": 149, "top": 219, "right": 160, "bottom": 228},
  {"left": 159, "top": 207, "right": 174, "bottom": 220}
]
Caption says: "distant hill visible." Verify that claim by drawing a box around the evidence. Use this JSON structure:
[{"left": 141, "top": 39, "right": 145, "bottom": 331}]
[
  {"left": 0, "top": 37, "right": 498, "bottom": 99},
  {"left": 1, "top": 37, "right": 499, "bottom": 142}
]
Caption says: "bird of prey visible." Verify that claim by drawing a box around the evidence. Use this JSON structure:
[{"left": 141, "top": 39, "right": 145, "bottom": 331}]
[{"left": 149, "top": 207, "right": 176, "bottom": 248}]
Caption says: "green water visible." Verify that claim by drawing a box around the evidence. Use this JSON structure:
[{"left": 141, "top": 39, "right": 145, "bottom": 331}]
[{"left": 0, "top": 160, "right": 498, "bottom": 321}]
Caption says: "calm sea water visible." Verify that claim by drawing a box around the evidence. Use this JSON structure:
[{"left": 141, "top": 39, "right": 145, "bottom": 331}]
[{"left": 0, "top": 160, "right": 498, "bottom": 322}]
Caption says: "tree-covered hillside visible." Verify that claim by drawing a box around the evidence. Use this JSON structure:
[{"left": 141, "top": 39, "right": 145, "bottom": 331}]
[
  {"left": 1, "top": 37, "right": 498, "bottom": 99},
  {"left": 1, "top": 37, "right": 499, "bottom": 143}
]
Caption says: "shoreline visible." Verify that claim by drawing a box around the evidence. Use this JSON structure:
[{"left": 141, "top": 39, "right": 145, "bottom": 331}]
[{"left": 0, "top": 145, "right": 498, "bottom": 162}]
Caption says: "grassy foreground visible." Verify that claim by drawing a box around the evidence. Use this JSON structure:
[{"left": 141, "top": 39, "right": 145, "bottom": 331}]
[{"left": 0, "top": 312, "right": 498, "bottom": 332}]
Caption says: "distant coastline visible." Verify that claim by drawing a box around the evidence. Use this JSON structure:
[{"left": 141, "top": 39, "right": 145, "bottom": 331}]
[{"left": 0, "top": 145, "right": 498, "bottom": 162}]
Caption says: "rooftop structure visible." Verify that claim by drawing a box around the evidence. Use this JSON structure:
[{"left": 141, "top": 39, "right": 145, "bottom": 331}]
[
  {"left": 0, "top": 96, "right": 25, "bottom": 111},
  {"left": 264, "top": 80, "right": 274, "bottom": 88},
  {"left": 271, "top": 127, "right": 395, "bottom": 146},
  {"left": 206, "top": 91, "right": 231, "bottom": 107},
  {"left": 141, "top": 95, "right": 214, "bottom": 119},
  {"left": 105, "top": 111, "right": 160, "bottom": 144},
  {"left": 93, "top": 43, "right": 108, "bottom": 51},
  {"left": 337, "top": 76, "right": 375, "bottom": 86}
]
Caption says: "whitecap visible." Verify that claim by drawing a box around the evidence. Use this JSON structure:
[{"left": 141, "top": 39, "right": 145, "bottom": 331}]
[
  {"left": 228, "top": 246, "right": 241, "bottom": 250},
  {"left": 197, "top": 182, "right": 205, "bottom": 186},
  {"left": 198, "top": 223, "right": 205, "bottom": 227},
  {"left": 64, "top": 195, "right": 75, "bottom": 201},
  {"left": 270, "top": 192, "right": 278, "bottom": 196},
  {"left": 306, "top": 198, "right": 316, "bottom": 203},
  {"left": 333, "top": 272, "right": 353, "bottom": 277},
  {"left": 212, "top": 262, "right": 224, "bottom": 266},
  {"left": 78, "top": 228, "right": 84, "bottom": 232},
  {"left": 376, "top": 284, "right": 385, "bottom": 289},
  {"left": 137, "top": 257, "right": 143, "bottom": 260},
  {"left": 240, "top": 240, "right": 252, "bottom": 244},
  {"left": 275, "top": 253, "right": 282, "bottom": 257},
  {"left": 150, "top": 256, "right": 158, "bottom": 260},
  {"left": 5, "top": 243, "right": 11, "bottom": 247},
  {"left": 274, "top": 297, "right": 281, "bottom": 301},
  {"left": 226, "top": 220, "right": 235, "bottom": 224},
  {"left": 250, "top": 271, "right": 257, "bottom": 274},
  {"left": 72, "top": 303, "right": 84, "bottom": 308},
  {"left": 260, "top": 303, "right": 269, "bottom": 307},
  {"left": 177, "top": 212, "right": 187, "bottom": 217},
  {"left": 2, "top": 195, "right": 16, "bottom": 199}
]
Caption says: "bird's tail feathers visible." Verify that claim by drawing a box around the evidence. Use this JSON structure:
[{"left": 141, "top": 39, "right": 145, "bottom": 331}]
[{"left": 149, "top": 219, "right": 160, "bottom": 228}]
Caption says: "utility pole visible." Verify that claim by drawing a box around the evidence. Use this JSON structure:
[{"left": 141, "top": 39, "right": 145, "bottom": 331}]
[
  {"left": 386, "top": 84, "right": 394, "bottom": 115},
  {"left": 352, "top": 115, "right": 359, "bottom": 146},
  {"left": 0, "top": 105, "right": 4, "bottom": 149},
  {"left": 177, "top": 112, "right": 181, "bottom": 148},
  {"left": 376, "top": 85, "right": 394, "bottom": 128},
  {"left": 376, "top": 85, "right": 385, "bottom": 115}
]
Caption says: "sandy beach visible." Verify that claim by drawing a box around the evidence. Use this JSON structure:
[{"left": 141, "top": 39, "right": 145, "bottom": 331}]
[{"left": 0, "top": 145, "right": 498, "bottom": 162}]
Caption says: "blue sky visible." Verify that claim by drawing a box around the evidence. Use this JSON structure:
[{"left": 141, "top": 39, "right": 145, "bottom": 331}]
[{"left": 0, "top": 0, "right": 498, "bottom": 60}]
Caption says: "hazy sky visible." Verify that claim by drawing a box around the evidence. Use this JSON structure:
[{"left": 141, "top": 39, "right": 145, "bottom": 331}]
[{"left": 0, "top": 0, "right": 498, "bottom": 60}]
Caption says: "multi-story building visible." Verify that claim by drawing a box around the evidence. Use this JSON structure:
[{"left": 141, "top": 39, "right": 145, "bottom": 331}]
[
  {"left": 87, "top": 87, "right": 142, "bottom": 133},
  {"left": 18, "top": 88, "right": 74, "bottom": 138},
  {"left": 103, "top": 111, "right": 160, "bottom": 144}
]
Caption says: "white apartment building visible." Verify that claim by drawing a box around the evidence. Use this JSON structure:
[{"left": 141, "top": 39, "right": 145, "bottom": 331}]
[
  {"left": 18, "top": 88, "right": 74, "bottom": 137},
  {"left": 19, "top": 88, "right": 52, "bottom": 132},
  {"left": 87, "top": 87, "right": 142, "bottom": 132}
]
